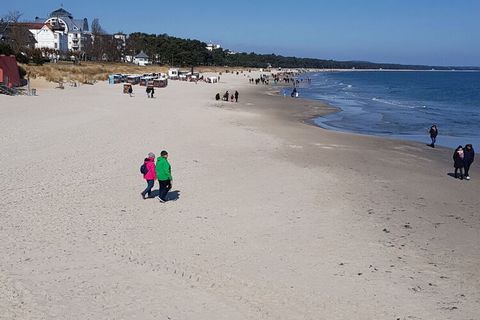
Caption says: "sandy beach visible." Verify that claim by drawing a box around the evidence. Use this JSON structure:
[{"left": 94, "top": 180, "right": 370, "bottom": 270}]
[{"left": 0, "top": 72, "right": 479, "bottom": 319}]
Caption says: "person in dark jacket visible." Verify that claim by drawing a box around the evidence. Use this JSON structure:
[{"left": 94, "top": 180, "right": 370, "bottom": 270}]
[
  {"left": 453, "top": 145, "right": 465, "bottom": 179},
  {"left": 429, "top": 124, "right": 438, "bottom": 148},
  {"left": 234, "top": 90, "right": 239, "bottom": 102},
  {"left": 463, "top": 144, "right": 475, "bottom": 180}
]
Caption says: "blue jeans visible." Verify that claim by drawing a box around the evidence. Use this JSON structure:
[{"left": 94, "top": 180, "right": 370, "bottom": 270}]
[
  {"left": 142, "top": 180, "right": 155, "bottom": 197},
  {"left": 431, "top": 136, "right": 436, "bottom": 145}
]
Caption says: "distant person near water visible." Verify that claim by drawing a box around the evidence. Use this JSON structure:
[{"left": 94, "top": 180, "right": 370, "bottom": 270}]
[
  {"left": 463, "top": 144, "right": 475, "bottom": 180},
  {"left": 453, "top": 146, "right": 465, "bottom": 179},
  {"left": 156, "top": 150, "right": 172, "bottom": 203},
  {"left": 140, "top": 153, "right": 156, "bottom": 199},
  {"left": 429, "top": 124, "right": 438, "bottom": 148},
  {"left": 291, "top": 87, "right": 298, "bottom": 98},
  {"left": 234, "top": 90, "right": 239, "bottom": 102}
]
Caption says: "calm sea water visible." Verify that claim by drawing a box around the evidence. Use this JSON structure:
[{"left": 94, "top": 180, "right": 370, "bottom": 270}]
[{"left": 296, "top": 71, "right": 480, "bottom": 148}]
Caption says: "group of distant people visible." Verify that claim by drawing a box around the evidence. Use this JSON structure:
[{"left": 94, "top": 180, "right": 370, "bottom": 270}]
[
  {"left": 125, "top": 86, "right": 155, "bottom": 98},
  {"left": 249, "top": 74, "right": 271, "bottom": 85},
  {"left": 429, "top": 124, "right": 475, "bottom": 180},
  {"left": 140, "top": 151, "right": 173, "bottom": 202},
  {"left": 215, "top": 90, "right": 239, "bottom": 102}
]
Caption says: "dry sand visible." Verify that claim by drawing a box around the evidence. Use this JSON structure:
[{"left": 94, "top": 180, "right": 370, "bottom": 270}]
[{"left": 0, "top": 72, "right": 479, "bottom": 319}]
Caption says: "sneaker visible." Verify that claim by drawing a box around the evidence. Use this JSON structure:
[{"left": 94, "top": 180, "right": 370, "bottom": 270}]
[
  {"left": 466, "top": 176, "right": 470, "bottom": 180},
  {"left": 141, "top": 193, "right": 146, "bottom": 200},
  {"left": 158, "top": 198, "right": 165, "bottom": 203}
]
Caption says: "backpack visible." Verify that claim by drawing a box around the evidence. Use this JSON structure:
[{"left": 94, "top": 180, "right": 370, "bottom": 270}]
[{"left": 140, "top": 163, "right": 148, "bottom": 175}]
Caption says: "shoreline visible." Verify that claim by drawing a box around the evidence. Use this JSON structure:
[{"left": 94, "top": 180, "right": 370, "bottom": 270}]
[
  {"left": 268, "top": 83, "right": 457, "bottom": 151},
  {"left": 273, "top": 72, "right": 479, "bottom": 149}
]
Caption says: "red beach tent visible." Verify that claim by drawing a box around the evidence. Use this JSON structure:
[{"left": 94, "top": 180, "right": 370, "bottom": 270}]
[{"left": 0, "top": 55, "right": 21, "bottom": 88}]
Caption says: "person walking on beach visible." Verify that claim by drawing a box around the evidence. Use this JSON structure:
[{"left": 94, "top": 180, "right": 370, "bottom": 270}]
[
  {"left": 234, "top": 90, "right": 239, "bottom": 102},
  {"left": 453, "top": 145, "right": 465, "bottom": 179},
  {"left": 140, "top": 152, "right": 156, "bottom": 199},
  {"left": 150, "top": 87, "right": 155, "bottom": 98},
  {"left": 156, "top": 150, "right": 172, "bottom": 203},
  {"left": 429, "top": 124, "right": 438, "bottom": 148},
  {"left": 128, "top": 85, "right": 133, "bottom": 97},
  {"left": 291, "top": 87, "right": 297, "bottom": 98},
  {"left": 463, "top": 144, "right": 475, "bottom": 180}
]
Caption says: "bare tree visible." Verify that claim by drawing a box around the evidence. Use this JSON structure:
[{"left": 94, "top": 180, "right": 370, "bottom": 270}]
[
  {"left": 4, "top": 11, "right": 23, "bottom": 23},
  {"left": 1, "top": 11, "right": 35, "bottom": 52},
  {"left": 91, "top": 18, "right": 105, "bottom": 36}
]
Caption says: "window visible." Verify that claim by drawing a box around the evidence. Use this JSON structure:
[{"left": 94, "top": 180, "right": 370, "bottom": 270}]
[{"left": 54, "top": 43, "right": 57, "bottom": 49}]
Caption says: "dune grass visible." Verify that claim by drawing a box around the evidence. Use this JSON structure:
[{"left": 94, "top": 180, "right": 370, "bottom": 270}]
[{"left": 22, "top": 62, "right": 247, "bottom": 85}]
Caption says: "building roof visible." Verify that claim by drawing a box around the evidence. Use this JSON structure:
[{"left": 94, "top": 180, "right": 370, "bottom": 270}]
[
  {"left": 49, "top": 8, "right": 73, "bottom": 19},
  {"left": 36, "top": 8, "right": 89, "bottom": 33},
  {"left": 12, "top": 22, "right": 47, "bottom": 30},
  {"left": 135, "top": 51, "right": 149, "bottom": 59}
]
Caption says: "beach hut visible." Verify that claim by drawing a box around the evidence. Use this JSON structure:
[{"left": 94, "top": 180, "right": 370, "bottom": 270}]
[
  {"left": 123, "top": 83, "right": 132, "bottom": 94},
  {"left": 0, "top": 55, "right": 21, "bottom": 88},
  {"left": 108, "top": 74, "right": 122, "bottom": 84},
  {"left": 153, "top": 77, "right": 168, "bottom": 88},
  {"left": 126, "top": 75, "right": 140, "bottom": 85},
  {"left": 168, "top": 68, "right": 179, "bottom": 80},
  {"left": 206, "top": 76, "right": 218, "bottom": 83},
  {"left": 140, "top": 76, "right": 154, "bottom": 86},
  {"left": 187, "top": 72, "right": 201, "bottom": 82}
]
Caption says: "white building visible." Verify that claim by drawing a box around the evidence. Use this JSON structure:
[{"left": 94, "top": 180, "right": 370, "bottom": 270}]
[
  {"left": 206, "top": 43, "right": 221, "bottom": 51},
  {"left": 133, "top": 51, "right": 150, "bottom": 66},
  {"left": 35, "top": 8, "right": 90, "bottom": 52},
  {"left": 28, "top": 23, "right": 68, "bottom": 52}
]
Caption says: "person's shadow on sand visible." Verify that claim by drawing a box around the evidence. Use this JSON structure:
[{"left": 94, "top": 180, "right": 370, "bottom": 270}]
[
  {"left": 148, "top": 189, "right": 181, "bottom": 201},
  {"left": 447, "top": 173, "right": 459, "bottom": 179},
  {"left": 167, "top": 190, "right": 181, "bottom": 201}
]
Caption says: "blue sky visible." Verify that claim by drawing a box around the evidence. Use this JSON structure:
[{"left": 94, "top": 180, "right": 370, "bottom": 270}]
[{"left": 3, "top": 0, "right": 480, "bottom": 66}]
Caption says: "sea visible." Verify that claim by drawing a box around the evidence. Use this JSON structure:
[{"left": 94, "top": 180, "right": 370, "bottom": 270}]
[{"left": 290, "top": 71, "right": 480, "bottom": 149}]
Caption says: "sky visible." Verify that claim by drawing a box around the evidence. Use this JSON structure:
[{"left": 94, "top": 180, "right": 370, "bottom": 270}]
[{"left": 2, "top": 0, "right": 480, "bottom": 66}]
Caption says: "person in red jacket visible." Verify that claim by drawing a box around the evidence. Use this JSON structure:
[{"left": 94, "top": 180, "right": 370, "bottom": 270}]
[{"left": 141, "top": 152, "right": 157, "bottom": 199}]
